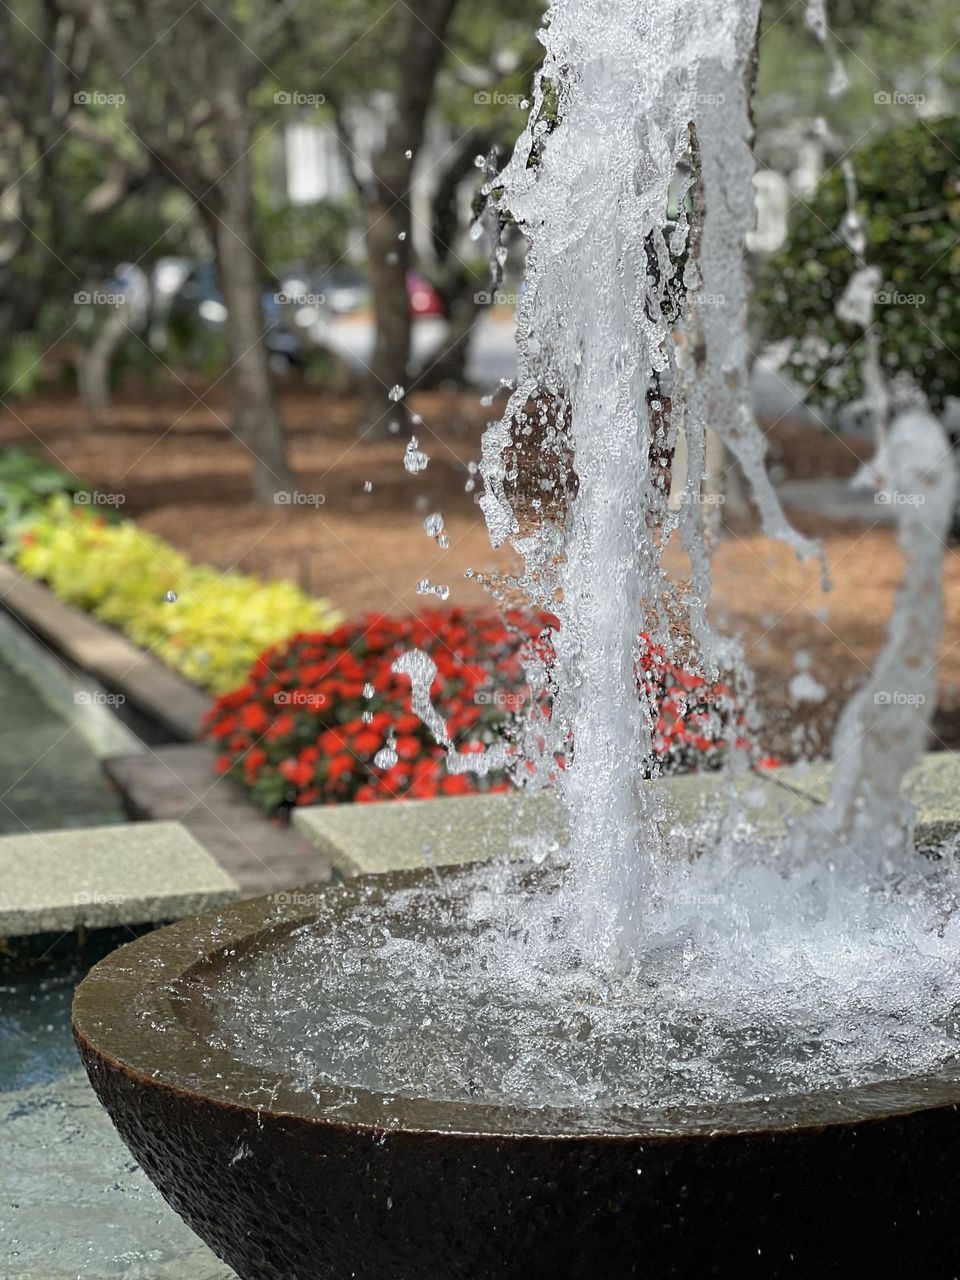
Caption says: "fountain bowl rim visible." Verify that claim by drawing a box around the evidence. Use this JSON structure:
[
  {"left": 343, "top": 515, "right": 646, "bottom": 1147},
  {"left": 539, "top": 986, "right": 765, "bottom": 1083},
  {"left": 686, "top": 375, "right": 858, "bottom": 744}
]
[{"left": 72, "top": 862, "right": 960, "bottom": 1141}]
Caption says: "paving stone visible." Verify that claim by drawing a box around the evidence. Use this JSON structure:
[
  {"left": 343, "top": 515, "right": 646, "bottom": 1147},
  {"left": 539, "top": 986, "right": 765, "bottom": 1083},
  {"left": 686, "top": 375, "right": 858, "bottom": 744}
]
[
  {"left": 0, "top": 821, "right": 238, "bottom": 937},
  {"left": 105, "top": 745, "right": 332, "bottom": 894}
]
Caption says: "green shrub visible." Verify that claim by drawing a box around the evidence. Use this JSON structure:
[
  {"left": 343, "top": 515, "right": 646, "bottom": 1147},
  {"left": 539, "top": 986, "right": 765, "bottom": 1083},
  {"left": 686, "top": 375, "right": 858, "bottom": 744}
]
[
  {"left": 16, "top": 497, "right": 342, "bottom": 693},
  {"left": 0, "top": 448, "right": 79, "bottom": 550},
  {"left": 756, "top": 116, "right": 960, "bottom": 418}
]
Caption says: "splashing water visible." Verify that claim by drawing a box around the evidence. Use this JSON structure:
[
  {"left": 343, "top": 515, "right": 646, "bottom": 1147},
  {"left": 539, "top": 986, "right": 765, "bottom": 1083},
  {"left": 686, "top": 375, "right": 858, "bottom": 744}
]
[
  {"left": 474, "top": 0, "right": 827, "bottom": 963},
  {"left": 388, "top": 0, "right": 954, "bottom": 965},
  {"left": 211, "top": 0, "right": 960, "bottom": 1110}
]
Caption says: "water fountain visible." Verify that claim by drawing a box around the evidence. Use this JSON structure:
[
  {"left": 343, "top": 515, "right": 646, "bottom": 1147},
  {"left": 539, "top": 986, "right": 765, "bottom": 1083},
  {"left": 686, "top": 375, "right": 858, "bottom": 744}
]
[{"left": 73, "top": 1, "right": 960, "bottom": 1276}]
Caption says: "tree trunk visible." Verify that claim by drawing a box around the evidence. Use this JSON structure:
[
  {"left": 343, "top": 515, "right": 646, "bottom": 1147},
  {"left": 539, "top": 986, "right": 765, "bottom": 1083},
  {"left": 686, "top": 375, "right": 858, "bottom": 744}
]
[
  {"left": 77, "top": 301, "right": 128, "bottom": 423},
  {"left": 362, "top": 183, "right": 412, "bottom": 435},
  {"left": 418, "top": 290, "right": 482, "bottom": 388},
  {"left": 205, "top": 150, "right": 293, "bottom": 504},
  {"left": 360, "top": 0, "right": 460, "bottom": 435}
]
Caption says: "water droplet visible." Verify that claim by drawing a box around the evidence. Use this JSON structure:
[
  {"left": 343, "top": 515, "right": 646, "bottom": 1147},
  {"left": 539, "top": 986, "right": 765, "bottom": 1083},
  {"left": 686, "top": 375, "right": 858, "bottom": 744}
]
[
  {"left": 363, "top": 480, "right": 373, "bottom": 493},
  {"left": 416, "top": 579, "right": 449, "bottom": 601},
  {"left": 363, "top": 682, "right": 375, "bottom": 699},
  {"left": 374, "top": 744, "right": 398, "bottom": 769},
  {"left": 164, "top": 590, "right": 178, "bottom": 603},
  {"left": 388, "top": 385, "right": 405, "bottom": 402},
  {"left": 398, "top": 231, "right": 406, "bottom": 242},
  {"left": 423, "top": 512, "right": 444, "bottom": 538},
  {"left": 404, "top": 149, "right": 412, "bottom": 159},
  {"left": 404, "top": 438, "right": 430, "bottom": 473},
  {"left": 473, "top": 154, "right": 486, "bottom": 168}
]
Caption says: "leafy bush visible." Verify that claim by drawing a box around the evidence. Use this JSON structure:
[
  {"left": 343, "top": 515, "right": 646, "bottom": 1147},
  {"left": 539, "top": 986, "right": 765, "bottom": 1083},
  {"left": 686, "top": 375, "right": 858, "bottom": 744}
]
[
  {"left": 205, "top": 609, "right": 751, "bottom": 815},
  {"left": 756, "top": 116, "right": 960, "bottom": 418},
  {"left": 15, "top": 497, "right": 341, "bottom": 692},
  {"left": 0, "top": 448, "right": 80, "bottom": 550}
]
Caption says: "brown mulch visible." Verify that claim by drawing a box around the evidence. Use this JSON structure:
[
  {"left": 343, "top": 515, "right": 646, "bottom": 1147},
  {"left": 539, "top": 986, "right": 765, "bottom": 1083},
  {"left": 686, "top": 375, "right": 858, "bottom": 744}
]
[{"left": 3, "top": 384, "right": 959, "bottom": 761}]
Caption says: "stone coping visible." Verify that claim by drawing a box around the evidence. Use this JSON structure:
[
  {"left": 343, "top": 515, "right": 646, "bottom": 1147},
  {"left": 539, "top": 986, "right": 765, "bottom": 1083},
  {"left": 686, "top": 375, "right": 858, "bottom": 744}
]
[
  {"left": 0, "top": 562, "right": 211, "bottom": 741},
  {"left": 770, "top": 751, "right": 960, "bottom": 843},
  {"left": 0, "top": 820, "right": 239, "bottom": 937},
  {"left": 295, "top": 754, "right": 960, "bottom": 878},
  {"left": 293, "top": 767, "right": 817, "bottom": 878}
]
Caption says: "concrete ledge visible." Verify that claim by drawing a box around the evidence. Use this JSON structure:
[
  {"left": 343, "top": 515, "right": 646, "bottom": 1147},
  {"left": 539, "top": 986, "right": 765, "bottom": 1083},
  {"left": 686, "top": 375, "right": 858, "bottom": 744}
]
[
  {"left": 294, "top": 791, "right": 566, "bottom": 877},
  {"left": 0, "top": 562, "right": 212, "bottom": 740},
  {"left": 768, "top": 751, "right": 960, "bottom": 843},
  {"left": 293, "top": 769, "right": 815, "bottom": 878},
  {"left": 0, "top": 821, "right": 239, "bottom": 937}
]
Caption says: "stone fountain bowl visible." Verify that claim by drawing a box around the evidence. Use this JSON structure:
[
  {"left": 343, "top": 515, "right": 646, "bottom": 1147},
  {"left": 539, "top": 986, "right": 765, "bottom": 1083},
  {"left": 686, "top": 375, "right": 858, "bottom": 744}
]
[{"left": 73, "top": 864, "right": 960, "bottom": 1280}]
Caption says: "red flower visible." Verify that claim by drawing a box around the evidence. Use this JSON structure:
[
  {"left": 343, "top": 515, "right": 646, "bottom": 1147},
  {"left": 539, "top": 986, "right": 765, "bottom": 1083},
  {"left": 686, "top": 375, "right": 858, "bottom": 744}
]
[{"left": 204, "top": 607, "right": 750, "bottom": 817}]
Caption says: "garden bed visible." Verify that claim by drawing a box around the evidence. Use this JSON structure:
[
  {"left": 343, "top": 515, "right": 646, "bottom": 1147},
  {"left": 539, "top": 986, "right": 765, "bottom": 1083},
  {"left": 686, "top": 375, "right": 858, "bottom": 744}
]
[{"left": 3, "top": 385, "right": 960, "bottom": 762}]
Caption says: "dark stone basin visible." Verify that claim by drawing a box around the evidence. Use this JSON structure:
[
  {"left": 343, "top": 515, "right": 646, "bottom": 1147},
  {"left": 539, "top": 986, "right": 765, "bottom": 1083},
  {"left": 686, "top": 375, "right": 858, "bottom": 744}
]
[{"left": 73, "top": 865, "right": 960, "bottom": 1279}]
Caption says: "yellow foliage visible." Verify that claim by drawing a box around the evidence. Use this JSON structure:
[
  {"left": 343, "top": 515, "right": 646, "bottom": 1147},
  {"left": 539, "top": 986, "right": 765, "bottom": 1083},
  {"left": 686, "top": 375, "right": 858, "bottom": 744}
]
[{"left": 17, "top": 498, "right": 342, "bottom": 693}]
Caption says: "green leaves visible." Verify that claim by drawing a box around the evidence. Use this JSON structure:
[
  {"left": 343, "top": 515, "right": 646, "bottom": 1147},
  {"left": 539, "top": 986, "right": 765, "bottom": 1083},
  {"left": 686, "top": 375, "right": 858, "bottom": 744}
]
[{"left": 756, "top": 116, "right": 960, "bottom": 418}]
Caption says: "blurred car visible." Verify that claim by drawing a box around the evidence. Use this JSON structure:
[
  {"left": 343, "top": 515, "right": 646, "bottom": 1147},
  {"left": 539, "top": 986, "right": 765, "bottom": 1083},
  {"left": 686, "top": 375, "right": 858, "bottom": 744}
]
[
  {"left": 406, "top": 271, "right": 444, "bottom": 317},
  {"left": 316, "top": 266, "right": 371, "bottom": 315},
  {"left": 169, "top": 262, "right": 304, "bottom": 368}
]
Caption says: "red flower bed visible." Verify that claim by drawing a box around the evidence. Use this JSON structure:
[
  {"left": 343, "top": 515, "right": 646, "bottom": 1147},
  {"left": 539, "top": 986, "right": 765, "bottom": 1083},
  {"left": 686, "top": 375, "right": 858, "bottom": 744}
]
[{"left": 204, "top": 607, "right": 749, "bottom": 815}]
